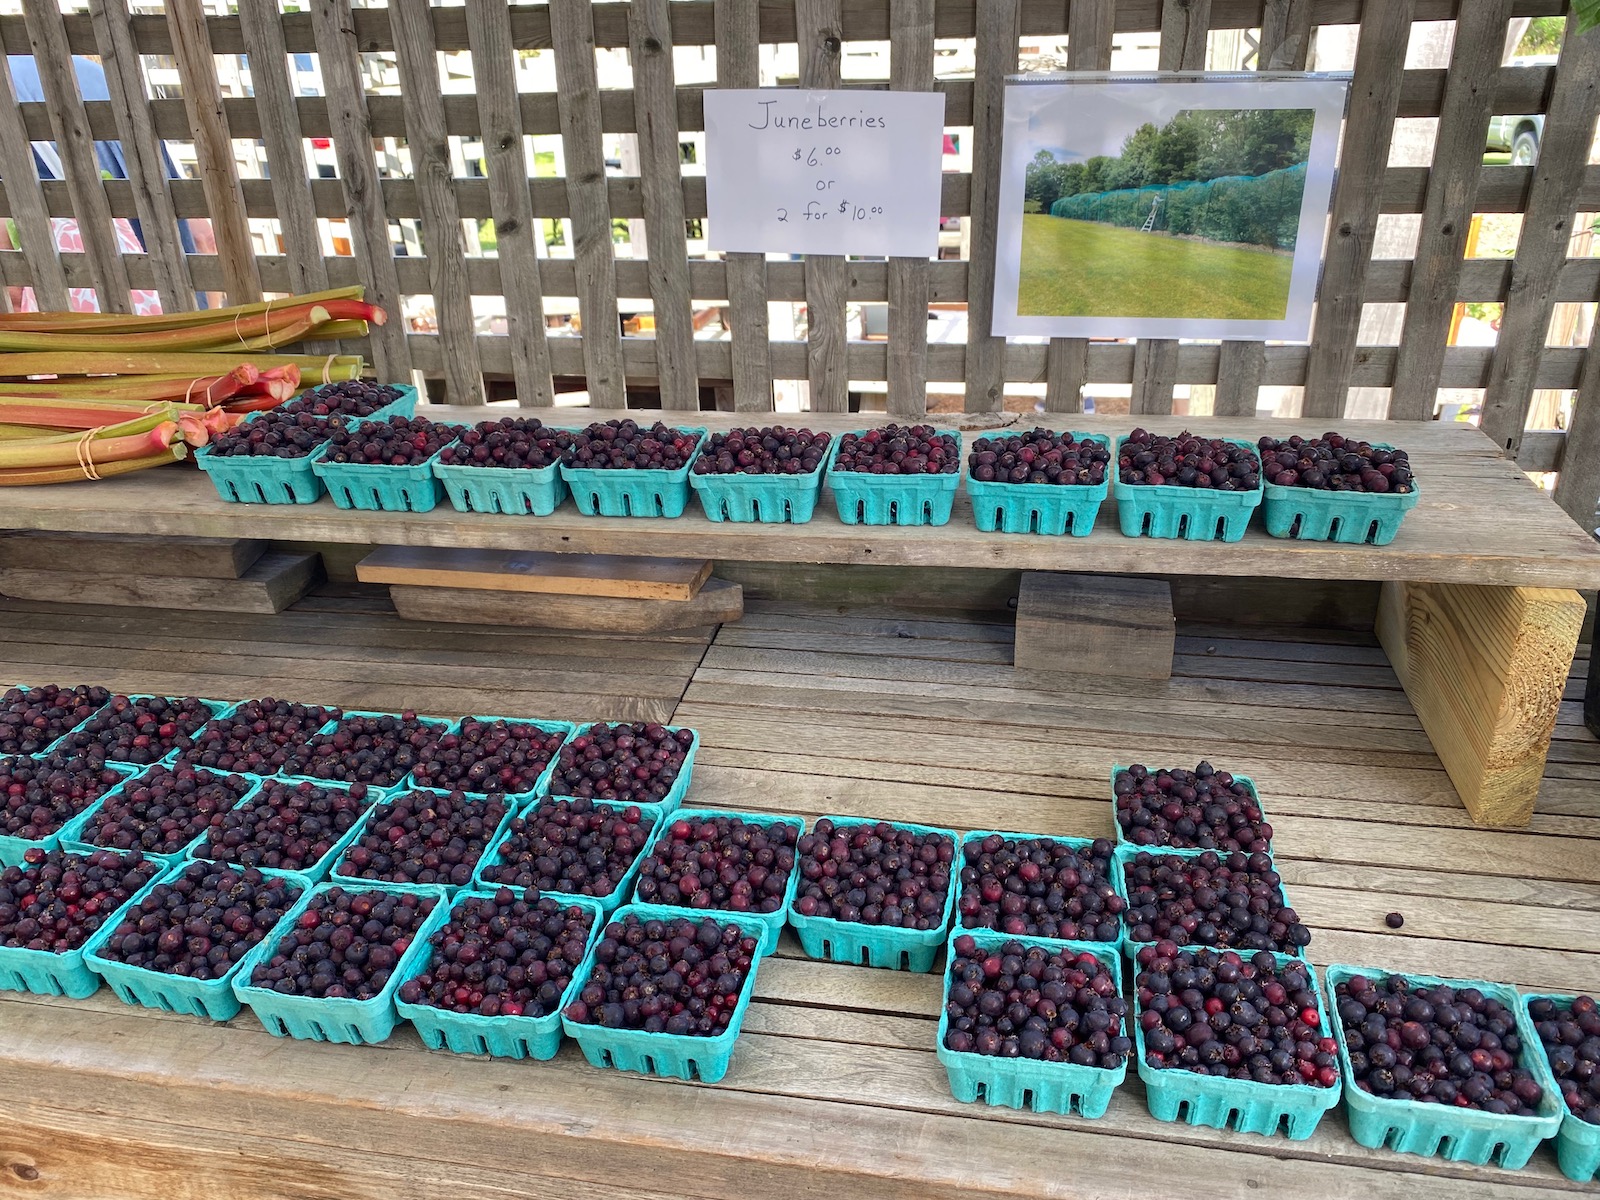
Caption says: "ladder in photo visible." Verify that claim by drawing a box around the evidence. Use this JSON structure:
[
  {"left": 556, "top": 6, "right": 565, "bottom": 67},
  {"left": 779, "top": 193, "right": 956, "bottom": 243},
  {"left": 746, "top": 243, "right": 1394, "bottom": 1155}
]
[{"left": 1141, "top": 195, "right": 1162, "bottom": 232}]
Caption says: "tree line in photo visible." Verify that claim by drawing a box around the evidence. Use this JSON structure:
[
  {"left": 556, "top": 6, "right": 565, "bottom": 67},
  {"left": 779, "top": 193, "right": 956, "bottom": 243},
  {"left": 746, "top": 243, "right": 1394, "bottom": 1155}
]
[{"left": 1025, "top": 107, "right": 1315, "bottom": 250}]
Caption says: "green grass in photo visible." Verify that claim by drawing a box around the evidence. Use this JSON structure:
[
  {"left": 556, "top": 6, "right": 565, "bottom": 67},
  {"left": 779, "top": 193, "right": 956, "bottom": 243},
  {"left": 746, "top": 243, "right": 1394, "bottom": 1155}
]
[{"left": 1017, "top": 215, "right": 1294, "bottom": 321}]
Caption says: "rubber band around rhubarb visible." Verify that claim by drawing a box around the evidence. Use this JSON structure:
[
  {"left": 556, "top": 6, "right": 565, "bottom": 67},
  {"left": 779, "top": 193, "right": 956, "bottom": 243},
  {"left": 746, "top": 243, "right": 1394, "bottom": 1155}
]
[{"left": 321, "top": 355, "right": 335, "bottom": 385}]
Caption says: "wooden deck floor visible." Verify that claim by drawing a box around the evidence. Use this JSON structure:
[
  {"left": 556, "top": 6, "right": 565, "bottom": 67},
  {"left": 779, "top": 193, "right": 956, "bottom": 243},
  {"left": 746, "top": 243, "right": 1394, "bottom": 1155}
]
[{"left": 2, "top": 595, "right": 1598, "bottom": 1199}]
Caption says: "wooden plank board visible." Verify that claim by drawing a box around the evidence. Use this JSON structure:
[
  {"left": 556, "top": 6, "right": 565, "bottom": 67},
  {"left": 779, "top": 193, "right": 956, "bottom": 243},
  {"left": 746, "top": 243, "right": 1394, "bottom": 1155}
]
[
  {"left": 0, "top": 532, "right": 266, "bottom": 579},
  {"left": 796, "top": 0, "right": 849, "bottom": 413},
  {"left": 961, "top": 0, "right": 1017, "bottom": 412},
  {"left": 0, "top": 552, "right": 317, "bottom": 615},
  {"left": 885, "top": 0, "right": 934, "bottom": 418},
  {"left": 388, "top": 0, "right": 483, "bottom": 405},
  {"left": 3, "top": 411, "right": 1597, "bottom": 590},
  {"left": 389, "top": 577, "right": 743, "bottom": 633},
  {"left": 163, "top": 0, "right": 261, "bottom": 303},
  {"left": 357, "top": 546, "right": 712, "bottom": 600},
  {"left": 1013, "top": 573, "right": 1175, "bottom": 680},
  {"left": 713, "top": 0, "right": 773, "bottom": 412},
  {"left": 0, "top": 55, "right": 70, "bottom": 310},
  {"left": 1377, "top": 580, "right": 1585, "bottom": 826}
]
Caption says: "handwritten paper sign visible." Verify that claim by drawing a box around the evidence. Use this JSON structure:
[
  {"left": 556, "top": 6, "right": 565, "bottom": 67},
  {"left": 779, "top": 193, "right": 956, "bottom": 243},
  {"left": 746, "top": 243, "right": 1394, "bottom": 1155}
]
[{"left": 704, "top": 88, "right": 946, "bottom": 257}]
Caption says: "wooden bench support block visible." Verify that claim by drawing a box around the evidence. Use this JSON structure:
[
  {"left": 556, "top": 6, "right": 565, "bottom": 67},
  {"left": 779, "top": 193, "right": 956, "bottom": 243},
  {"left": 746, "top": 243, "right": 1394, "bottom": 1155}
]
[
  {"left": 389, "top": 578, "right": 743, "bottom": 633},
  {"left": 1377, "top": 580, "right": 1584, "bottom": 827},
  {"left": 1014, "top": 573, "right": 1175, "bottom": 681},
  {"left": 0, "top": 552, "right": 319, "bottom": 615},
  {"left": 357, "top": 546, "right": 712, "bottom": 600},
  {"left": 0, "top": 531, "right": 267, "bottom": 579}
]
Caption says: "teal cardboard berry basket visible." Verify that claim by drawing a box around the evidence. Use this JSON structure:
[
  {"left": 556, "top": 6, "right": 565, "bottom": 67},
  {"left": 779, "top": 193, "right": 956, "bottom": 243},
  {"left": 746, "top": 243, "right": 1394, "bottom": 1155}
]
[
  {"left": 787, "top": 815, "right": 959, "bottom": 972},
  {"left": 13, "top": 689, "right": 114, "bottom": 761},
  {"left": 194, "top": 387, "right": 416, "bottom": 506},
  {"left": 0, "top": 759, "right": 137, "bottom": 868},
  {"left": 327, "top": 784, "right": 517, "bottom": 895},
  {"left": 1520, "top": 991, "right": 1600, "bottom": 1182},
  {"left": 1113, "top": 435, "right": 1263, "bottom": 541},
  {"left": 1111, "top": 843, "right": 1307, "bottom": 961},
  {"left": 689, "top": 462, "right": 826, "bottom": 524},
  {"left": 954, "top": 829, "right": 1122, "bottom": 950},
  {"left": 1325, "top": 964, "right": 1563, "bottom": 1168},
  {"left": 1133, "top": 949, "right": 1340, "bottom": 1138},
  {"left": 0, "top": 850, "right": 161, "bottom": 998},
  {"left": 432, "top": 427, "right": 579, "bottom": 517},
  {"left": 560, "top": 427, "right": 708, "bottom": 517},
  {"left": 936, "top": 929, "right": 1129, "bottom": 1117},
  {"left": 276, "top": 708, "right": 453, "bottom": 791},
  {"left": 394, "top": 891, "right": 606, "bottom": 1059},
  {"left": 185, "top": 776, "right": 386, "bottom": 883},
  {"left": 1108, "top": 763, "right": 1271, "bottom": 852},
  {"left": 231, "top": 881, "right": 451, "bottom": 1044},
  {"left": 825, "top": 428, "right": 963, "bottom": 526},
  {"left": 402, "top": 715, "right": 575, "bottom": 802},
  {"left": 966, "top": 432, "right": 1110, "bottom": 536},
  {"left": 57, "top": 766, "right": 263, "bottom": 866},
  {"left": 560, "top": 901, "right": 770, "bottom": 1082},
  {"left": 1263, "top": 468, "right": 1421, "bottom": 545},
  {"left": 313, "top": 438, "right": 459, "bottom": 513},
  {"left": 471, "top": 798, "right": 666, "bottom": 913},
  {"left": 541, "top": 723, "right": 699, "bottom": 811},
  {"left": 80, "top": 862, "right": 314, "bottom": 1021},
  {"left": 634, "top": 807, "right": 804, "bottom": 953}
]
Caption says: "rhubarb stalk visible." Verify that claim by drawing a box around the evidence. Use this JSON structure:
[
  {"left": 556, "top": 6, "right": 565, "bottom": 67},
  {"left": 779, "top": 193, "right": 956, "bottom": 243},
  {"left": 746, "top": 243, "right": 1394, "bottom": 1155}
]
[{"left": 0, "top": 445, "right": 187, "bottom": 486}]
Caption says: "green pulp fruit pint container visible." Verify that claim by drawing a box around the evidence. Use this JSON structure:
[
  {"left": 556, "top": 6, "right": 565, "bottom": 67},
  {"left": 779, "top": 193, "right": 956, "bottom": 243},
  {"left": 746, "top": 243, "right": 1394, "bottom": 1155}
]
[
  {"left": 1113, "top": 435, "right": 1263, "bottom": 541},
  {"left": 966, "top": 432, "right": 1110, "bottom": 536},
  {"left": 826, "top": 428, "right": 963, "bottom": 526}
]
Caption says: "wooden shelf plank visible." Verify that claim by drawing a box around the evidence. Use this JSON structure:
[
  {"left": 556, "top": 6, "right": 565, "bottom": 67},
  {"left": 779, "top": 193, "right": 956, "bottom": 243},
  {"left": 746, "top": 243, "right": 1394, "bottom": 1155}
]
[{"left": 357, "top": 546, "right": 712, "bottom": 600}]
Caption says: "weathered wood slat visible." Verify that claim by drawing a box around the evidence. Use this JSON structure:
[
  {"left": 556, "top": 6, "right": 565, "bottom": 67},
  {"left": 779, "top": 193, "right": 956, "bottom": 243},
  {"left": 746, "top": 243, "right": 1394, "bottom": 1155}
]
[
  {"left": 1551, "top": 338, "right": 1600, "bottom": 531},
  {"left": 630, "top": 0, "right": 700, "bottom": 412},
  {"left": 1478, "top": 18, "right": 1600, "bottom": 456},
  {"left": 796, "top": 0, "right": 849, "bottom": 413},
  {"left": 22, "top": 0, "right": 131, "bottom": 313},
  {"left": 885, "top": 0, "right": 935, "bottom": 418},
  {"left": 235, "top": 2, "right": 330, "bottom": 310},
  {"left": 713, "top": 0, "right": 773, "bottom": 412},
  {"left": 1386, "top": 0, "right": 1512, "bottom": 420},
  {"left": 962, "top": 0, "right": 1018, "bottom": 413},
  {"left": 550, "top": 0, "right": 625, "bottom": 407},
  {"left": 1129, "top": 338, "right": 1180, "bottom": 417},
  {"left": 388, "top": 0, "right": 483, "bottom": 404},
  {"left": 1299, "top": 0, "right": 1414, "bottom": 419},
  {"left": 310, "top": 0, "right": 409, "bottom": 377},
  {"left": 1042, "top": 0, "right": 1114, "bottom": 416},
  {"left": 464, "top": 0, "right": 555, "bottom": 407},
  {"left": 0, "top": 57, "right": 69, "bottom": 310},
  {"left": 163, "top": 0, "right": 260, "bottom": 304}
]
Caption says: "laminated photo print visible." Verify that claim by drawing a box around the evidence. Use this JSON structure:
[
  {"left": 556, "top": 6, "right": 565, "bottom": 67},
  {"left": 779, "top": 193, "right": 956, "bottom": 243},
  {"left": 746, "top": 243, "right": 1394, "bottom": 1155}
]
[{"left": 993, "top": 73, "right": 1349, "bottom": 341}]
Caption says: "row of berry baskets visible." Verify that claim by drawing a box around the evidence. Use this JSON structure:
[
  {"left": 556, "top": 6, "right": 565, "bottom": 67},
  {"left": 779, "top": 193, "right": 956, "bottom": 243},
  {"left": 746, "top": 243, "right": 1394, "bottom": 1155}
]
[
  {"left": 195, "top": 403, "right": 1421, "bottom": 546},
  {"left": 6, "top": 772, "right": 1595, "bottom": 1180}
]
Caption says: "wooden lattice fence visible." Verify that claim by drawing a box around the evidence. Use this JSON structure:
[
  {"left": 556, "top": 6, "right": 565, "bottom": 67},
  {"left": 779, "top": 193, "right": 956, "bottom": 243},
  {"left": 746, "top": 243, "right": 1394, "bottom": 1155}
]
[{"left": 0, "top": 0, "right": 1597, "bottom": 522}]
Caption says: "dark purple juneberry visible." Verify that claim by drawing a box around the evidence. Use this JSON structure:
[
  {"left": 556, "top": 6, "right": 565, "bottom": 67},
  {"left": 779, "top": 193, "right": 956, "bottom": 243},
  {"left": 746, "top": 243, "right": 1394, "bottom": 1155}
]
[
  {"left": 1135, "top": 943, "right": 1337, "bottom": 1086},
  {"left": 281, "top": 379, "right": 404, "bottom": 421},
  {"left": 1257, "top": 432, "right": 1415, "bottom": 495},
  {"left": 279, "top": 710, "right": 444, "bottom": 788},
  {"left": 956, "top": 834, "right": 1121, "bottom": 942},
  {"left": 191, "top": 779, "right": 375, "bottom": 873},
  {"left": 691, "top": 426, "right": 831, "bottom": 476},
  {"left": 77, "top": 761, "right": 254, "bottom": 857},
  {"left": 333, "top": 788, "right": 507, "bottom": 888},
  {"left": 397, "top": 888, "right": 596, "bottom": 1018},
  {"left": 93, "top": 863, "right": 302, "bottom": 979},
  {"left": 319, "top": 415, "right": 454, "bottom": 467},
  {"left": 477, "top": 797, "right": 653, "bottom": 899},
  {"left": 833, "top": 424, "right": 958, "bottom": 475},
  {"left": 566, "top": 420, "right": 700, "bottom": 470},
  {"left": 175, "top": 698, "right": 339, "bottom": 775},
  {"left": 967, "top": 429, "right": 1109, "bottom": 486},
  {"left": 436, "top": 417, "right": 572, "bottom": 470},
  {"left": 561, "top": 913, "right": 758, "bottom": 1036},
  {"left": 547, "top": 722, "right": 693, "bottom": 805},
  {"left": 411, "top": 719, "right": 567, "bottom": 798},
  {"left": 0, "top": 848, "right": 158, "bottom": 952},
  {"left": 59, "top": 694, "right": 220, "bottom": 765},
  {"left": 1114, "top": 761, "right": 1271, "bottom": 852},
  {"left": 0, "top": 750, "right": 126, "bottom": 842},
  {"left": 944, "top": 934, "right": 1130, "bottom": 1066},
  {"left": 1336, "top": 972, "right": 1545, "bottom": 1114},
  {"left": 1119, "top": 428, "right": 1260, "bottom": 490},
  {"left": 0, "top": 684, "right": 110, "bottom": 755},
  {"left": 206, "top": 409, "right": 336, "bottom": 459},
  {"left": 633, "top": 813, "right": 797, "bottom": 914},
  {"left": 1528, "top": 994, "right": 1600, "bottom": 1125},
  {"left": 1120, "top": 849, "right": 1310, "bottom": 953},
  {"left": 248, "top": 887, "right": 437, "bottom": 1000},
  {"left": 793, "top": 818, "right": 953, "bottom": 929}
]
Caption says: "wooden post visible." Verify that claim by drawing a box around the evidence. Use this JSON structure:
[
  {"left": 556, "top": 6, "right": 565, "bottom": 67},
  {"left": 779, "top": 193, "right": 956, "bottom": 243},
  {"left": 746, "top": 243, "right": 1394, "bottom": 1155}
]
[
  {"left": 796, "top": 0, "right": 848, "bottom": 413},
  {"left": 1376, "top": 580, "right": 1584, "bottom": 827},
  {"left": 885, "top": 0, "right": 934, "bottom": 419},
  {"left": 1014, "top": 573, "right": 1176, "bottom": 681}
]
